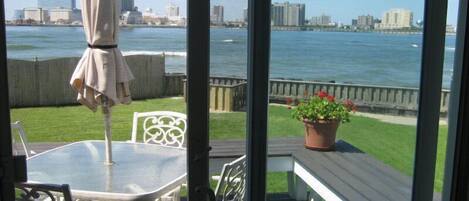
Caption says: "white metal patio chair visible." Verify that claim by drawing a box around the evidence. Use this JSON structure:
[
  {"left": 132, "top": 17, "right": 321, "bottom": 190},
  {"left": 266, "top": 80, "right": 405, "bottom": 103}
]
[
  {"left": 130, "top": 111, "right": 187, "bottom": 201},
  {"left": 11, "top": 121, "right": 36, "bottom": 158},
  {"left": 15, "top": 182, "right": 73, "bottom": 201},
  {"left": 130, "top": 111, "right": 187, "bottom": 147},
  {"left": 212, "top": 155, "right": 247, "bottom": 201}
]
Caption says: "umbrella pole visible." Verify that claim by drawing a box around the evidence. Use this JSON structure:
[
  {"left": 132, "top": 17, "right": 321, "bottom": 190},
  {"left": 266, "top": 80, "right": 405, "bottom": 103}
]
[{"left": 102, "top": 96, "right": 113, "bottom": 165}]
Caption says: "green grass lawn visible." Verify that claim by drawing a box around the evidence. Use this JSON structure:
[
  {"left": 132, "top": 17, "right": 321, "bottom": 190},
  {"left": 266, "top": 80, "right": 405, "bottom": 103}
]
[{"left": 10, "top": 97, "right": 448, "bottom": 192}]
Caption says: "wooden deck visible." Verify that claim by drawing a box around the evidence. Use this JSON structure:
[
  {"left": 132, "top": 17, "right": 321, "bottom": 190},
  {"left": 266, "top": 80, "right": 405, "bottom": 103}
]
[
  {"left": 21, "top": 138, "right": 441, "bottom": 201},
  {"left": 292, "top": 140, "right": 441, "bottom": 201}
]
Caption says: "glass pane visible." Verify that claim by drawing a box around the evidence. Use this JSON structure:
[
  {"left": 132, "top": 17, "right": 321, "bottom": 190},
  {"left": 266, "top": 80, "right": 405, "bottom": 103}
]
[
  {"left": 265, "top": 0, "right": 454, "bottom": 200},
  {"left": 208, "top": 0, "right": 249, "bottom": 198},
  {"left": 6, "top": 0, "right": 189, "bottom": 199},
  {"left": 433, "top": 0, "right": 460, "bottom": 199}
]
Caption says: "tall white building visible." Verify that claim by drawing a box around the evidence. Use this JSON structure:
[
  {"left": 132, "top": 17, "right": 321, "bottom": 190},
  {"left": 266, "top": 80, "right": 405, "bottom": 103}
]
[
  {"left": 211, "top": 5, "right": 224, "bottom": 25},
  {"left": 271, "top": 3, "right": 284, "bottom": 26},
  {"left": 23, "top": 8, "right": 49, "bottom": 23},
  {"left": 49, "top": 8, "right": 73, "bottom": 24},
  {"left": 166, "top": 3, "right": 180, "bottom": 18},
  {"left": 271, "top": 2, "right": 305, "bottom": 26},
  {"left": 376, "top": 8, "right": 413, "bottom": 29},
  {"left": 357, "top": 15, "right": 374, "bottom": 29},
  {"left": 310, "top": 14, "right": 331, "bottom": 26}
]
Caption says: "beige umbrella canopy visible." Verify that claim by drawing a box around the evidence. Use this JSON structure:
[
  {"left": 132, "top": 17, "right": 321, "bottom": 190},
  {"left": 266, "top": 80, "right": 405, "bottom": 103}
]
[{"left": 70, "top": 0, "right": 134, "bottom": 164}]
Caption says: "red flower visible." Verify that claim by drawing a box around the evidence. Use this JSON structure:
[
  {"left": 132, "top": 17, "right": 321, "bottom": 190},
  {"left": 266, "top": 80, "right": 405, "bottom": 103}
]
[
  {"left": 344, "top": 99, "right": 357, "bottom": 112},
  {"left": 286, "top": 97, "right": 293, "bottom": 105},
  {"left": 327, "top": 95, "right": 335, "bottom": 102},
  {"left": 316, "top": 91, "right": 328, "bottom": 99}
]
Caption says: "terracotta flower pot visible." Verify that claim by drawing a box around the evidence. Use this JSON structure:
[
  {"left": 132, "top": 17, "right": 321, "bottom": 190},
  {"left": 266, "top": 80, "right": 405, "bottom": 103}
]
[{"left": 303, "top": 120, "right": 340, "bottom": 151}]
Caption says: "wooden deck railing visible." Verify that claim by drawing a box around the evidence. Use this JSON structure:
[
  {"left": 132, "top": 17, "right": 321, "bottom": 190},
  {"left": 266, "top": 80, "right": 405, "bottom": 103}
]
[
  {"left": 268, "top": 79, "right": 450, "bottom": 115},
  {"left": 168, "top": 74, "right": 450, "bottom": 116},
  {"left": 183, "top": 79, "right": 247, "bottom": 112}
]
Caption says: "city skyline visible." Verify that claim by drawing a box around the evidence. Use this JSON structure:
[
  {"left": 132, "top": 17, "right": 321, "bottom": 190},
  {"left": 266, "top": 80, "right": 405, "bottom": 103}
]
[{"left": 5, "top": 0, "right": 460, "bottom": 25}]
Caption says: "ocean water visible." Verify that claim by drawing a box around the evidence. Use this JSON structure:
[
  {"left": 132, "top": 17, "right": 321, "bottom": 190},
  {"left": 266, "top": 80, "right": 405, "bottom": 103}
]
[{"left": 6, "top": 26, "right": 456, "bottom": 88}]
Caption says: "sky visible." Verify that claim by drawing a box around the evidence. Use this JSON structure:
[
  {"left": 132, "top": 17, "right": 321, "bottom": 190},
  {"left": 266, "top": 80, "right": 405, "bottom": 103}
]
[{"left": 5, "top": 0, "right": 460, "bottom": 25}]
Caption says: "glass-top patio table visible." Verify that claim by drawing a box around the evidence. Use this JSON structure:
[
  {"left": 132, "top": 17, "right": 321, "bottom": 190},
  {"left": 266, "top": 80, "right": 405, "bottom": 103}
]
[{"left": 26, "top": 140, "right": 187, "bottom": 201}]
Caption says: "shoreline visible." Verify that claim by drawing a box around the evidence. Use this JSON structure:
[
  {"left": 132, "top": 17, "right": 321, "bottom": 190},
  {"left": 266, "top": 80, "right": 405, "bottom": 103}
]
[{"left": 6, "top": 24, "right": 457, "bottom": 35}]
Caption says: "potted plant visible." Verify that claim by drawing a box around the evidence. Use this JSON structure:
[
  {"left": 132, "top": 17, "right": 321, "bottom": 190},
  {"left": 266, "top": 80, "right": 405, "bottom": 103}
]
[{"left": 291, "top": 91, "right": 356, "bottom": 151}]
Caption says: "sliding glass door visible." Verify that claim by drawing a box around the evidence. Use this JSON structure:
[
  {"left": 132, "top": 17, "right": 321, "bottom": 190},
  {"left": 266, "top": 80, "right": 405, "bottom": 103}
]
[{"left": 1, "top": 0, "right": 468, "bottom": 200}]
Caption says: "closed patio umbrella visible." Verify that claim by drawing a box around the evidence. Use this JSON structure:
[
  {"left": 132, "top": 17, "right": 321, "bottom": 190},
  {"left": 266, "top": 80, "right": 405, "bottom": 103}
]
[{"left": 70, "top": 0, "right": 134, "bottom": 165}]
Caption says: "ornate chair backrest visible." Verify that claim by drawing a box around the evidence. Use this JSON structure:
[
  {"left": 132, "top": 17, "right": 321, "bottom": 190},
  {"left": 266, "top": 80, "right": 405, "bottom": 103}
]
[
  {"left": 130, "top": 111, "right": 187, "bottom": 148},
  {"left": 15, "top": 182, "right": 73, "bottom": 201},
  {"left": 11, "top": 121, "right": 35, "bottom": 158},
  {"left": 215, "top": 155, "right": 247, "bottom": 201}
]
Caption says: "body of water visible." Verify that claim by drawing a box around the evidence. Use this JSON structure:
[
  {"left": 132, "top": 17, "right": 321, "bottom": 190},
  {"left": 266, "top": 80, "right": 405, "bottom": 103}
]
[{"left": 6, "top": 26, "right": 455, "bottom": 88}]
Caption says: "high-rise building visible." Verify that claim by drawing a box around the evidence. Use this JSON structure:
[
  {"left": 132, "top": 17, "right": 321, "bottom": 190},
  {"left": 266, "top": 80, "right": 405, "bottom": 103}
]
[
  {"left": 310, "top": 14, "right": 331, "bottom": 26},
  {"left": 271, "top": 3, "right": 284, "bottom": 26},
  {"left": 271, "top": 2, "right": 305, "bottom": 26},
  {"left": 24, "top": 8, "right": 49, "bottom": 23},
  {"left": 49, "top": 8, "right": 73, "bottom": 24},
  {"left": 211, "top": 5, "right": 224, "bottom": 25},
  {"left": 37, "top": 0, "right": 76, "bottom": 9},
  {"left": 376, "top": 8, "right": 413, "bottom": 29},
  {"left": 122, "top": 10, "right": 143, "bottom": 24},
  {"left": 357, "top": 15, "right": 374, "bottom": 29},
  {"left": 166, "top": 3, "right": 180, "bottom": 18},
  {"left": 121, "top": 0, "right": 135, "bottom": 12},
  {"left": 284, "top": 3, "right": 305, "bottom": 26}
]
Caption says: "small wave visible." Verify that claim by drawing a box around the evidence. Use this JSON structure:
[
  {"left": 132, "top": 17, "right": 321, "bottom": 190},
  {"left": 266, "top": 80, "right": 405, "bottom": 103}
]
[
  {"left": 411, "top": 44, "right": 419, "bottom": 48},
  {"left": 7, "top": 44, "right": 38, "bottom": 50},
  {"left": 445, "top": 47, "right": 455, "bottom": 51},
  {"left": 165, "top": 51, "right": 187, "bottom": 57},
  {"left": 222, "top": 39, "right": 235, "bottom": 43},
  {"left": 14, "top": 35, "right": 52, "bottom": 39},
  {"left": 123, "top": 51, "right": 186, "bottom": 57}
]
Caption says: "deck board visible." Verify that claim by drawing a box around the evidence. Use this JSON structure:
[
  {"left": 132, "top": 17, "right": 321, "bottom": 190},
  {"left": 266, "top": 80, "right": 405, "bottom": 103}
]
[{"left": 293, "top": 140, "right": 441, "bottom": 201}]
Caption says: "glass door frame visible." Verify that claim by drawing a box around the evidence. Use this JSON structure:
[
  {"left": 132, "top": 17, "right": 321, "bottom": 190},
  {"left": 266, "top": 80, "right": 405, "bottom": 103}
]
[
  {"left": 412, "top": 0, "right": 449, "bottom": 199},
  {"left": 186, "top": 0, "right": 211, "bottom": 200},
  {"left": 0, "top": 0, "right": 16, "bottom": 199},
  {"left": 245, "top": 0, "right": 271, "bottom": 200},
  {"left": 442, "top": 0, "right": 469, "bottom": 200},
  {"left": 0, "top": 0, "right": 467, "bottom": 200}
]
